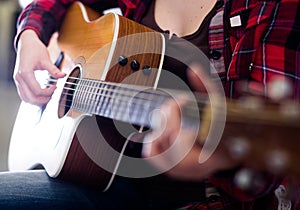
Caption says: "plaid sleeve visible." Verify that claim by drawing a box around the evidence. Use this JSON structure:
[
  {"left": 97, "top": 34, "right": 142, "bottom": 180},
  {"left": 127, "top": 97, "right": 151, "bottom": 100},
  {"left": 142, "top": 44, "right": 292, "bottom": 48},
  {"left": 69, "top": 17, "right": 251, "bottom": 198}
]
[
  {"left": 16, "top": 0, "right": 71, "bottom": 47},
  {"left": 14, "top": 0, "right": 118, "bottom": 48}
]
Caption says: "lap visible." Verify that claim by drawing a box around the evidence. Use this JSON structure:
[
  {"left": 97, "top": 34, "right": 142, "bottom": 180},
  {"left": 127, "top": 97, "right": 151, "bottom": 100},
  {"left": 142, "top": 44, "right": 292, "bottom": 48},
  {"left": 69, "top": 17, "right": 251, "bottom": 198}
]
[
  {"left": 0, "top": 170, "right": 145, "bottom": 210},
  {"left": 0, "top": 170, "right": 191, "bottom": 210}
]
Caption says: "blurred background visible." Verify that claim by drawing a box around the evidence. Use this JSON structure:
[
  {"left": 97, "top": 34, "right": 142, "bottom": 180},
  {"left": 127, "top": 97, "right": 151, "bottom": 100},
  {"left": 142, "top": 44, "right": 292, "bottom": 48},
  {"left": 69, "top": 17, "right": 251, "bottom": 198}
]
[{"left": 0, "top": 0, "right": 32, "bottom": 171}]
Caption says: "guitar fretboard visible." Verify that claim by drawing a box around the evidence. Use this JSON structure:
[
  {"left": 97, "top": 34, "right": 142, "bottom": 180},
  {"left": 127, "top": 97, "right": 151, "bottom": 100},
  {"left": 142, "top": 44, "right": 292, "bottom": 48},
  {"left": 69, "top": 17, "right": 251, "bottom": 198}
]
[{"left": 72, "top": 78, "right": 170, "bottom": 127}]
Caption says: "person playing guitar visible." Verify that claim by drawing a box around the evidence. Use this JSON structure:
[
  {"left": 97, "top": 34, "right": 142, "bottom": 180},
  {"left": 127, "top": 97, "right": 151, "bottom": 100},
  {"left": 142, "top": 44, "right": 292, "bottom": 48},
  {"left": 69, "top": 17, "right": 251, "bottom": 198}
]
[{"left": 4, "top": 0, "right": 300, "bottom": 209}]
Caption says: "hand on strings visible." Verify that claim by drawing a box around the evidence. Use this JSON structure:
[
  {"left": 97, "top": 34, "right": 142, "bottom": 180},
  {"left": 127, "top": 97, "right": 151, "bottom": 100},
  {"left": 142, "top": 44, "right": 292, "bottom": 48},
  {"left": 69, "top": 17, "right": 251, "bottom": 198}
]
[
  {"left": 13, "top": 29, "right": 66, "bottom": 106},
  {"left": 142, "top": 64, "right": 236, "bottom": 180}
]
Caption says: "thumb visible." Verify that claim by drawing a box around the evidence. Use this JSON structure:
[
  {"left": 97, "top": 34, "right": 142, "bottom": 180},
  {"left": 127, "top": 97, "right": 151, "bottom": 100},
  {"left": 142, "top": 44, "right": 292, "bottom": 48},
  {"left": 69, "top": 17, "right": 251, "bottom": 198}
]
[{"left": 42, "top": 59, "right": 66, "bottom": 79}]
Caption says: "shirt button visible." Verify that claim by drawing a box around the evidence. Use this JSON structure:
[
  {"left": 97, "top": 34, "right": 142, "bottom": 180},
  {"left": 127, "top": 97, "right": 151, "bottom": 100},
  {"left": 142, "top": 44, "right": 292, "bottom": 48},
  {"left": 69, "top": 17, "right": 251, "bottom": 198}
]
[
  {"left": 210, "top": 50, "right": 222, "bottom": 60},
  {"left": 208, "top": 194, "right": 220, "bottom": 203}
]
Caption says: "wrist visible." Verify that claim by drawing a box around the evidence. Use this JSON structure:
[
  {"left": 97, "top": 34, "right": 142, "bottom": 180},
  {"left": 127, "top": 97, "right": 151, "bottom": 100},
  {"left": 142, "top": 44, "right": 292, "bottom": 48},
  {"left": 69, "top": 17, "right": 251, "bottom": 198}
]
[{"left": 16, "top": 29, "right": 40, "bottom": 49}]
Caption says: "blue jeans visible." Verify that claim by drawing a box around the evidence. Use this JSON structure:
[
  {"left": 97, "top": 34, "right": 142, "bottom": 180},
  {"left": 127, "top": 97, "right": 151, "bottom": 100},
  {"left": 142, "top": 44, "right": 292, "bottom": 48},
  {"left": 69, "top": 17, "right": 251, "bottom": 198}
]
[{"left": 0, "top": 170, "right": 201, "bottom": 210}]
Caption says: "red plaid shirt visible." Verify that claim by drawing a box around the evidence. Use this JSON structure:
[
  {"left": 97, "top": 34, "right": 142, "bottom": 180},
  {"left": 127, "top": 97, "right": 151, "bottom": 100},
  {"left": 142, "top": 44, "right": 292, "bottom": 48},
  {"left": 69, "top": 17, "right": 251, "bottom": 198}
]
[
  {"left": 223, "top": 0, "right": 300, "bottom": 100},
  {"left": 16, "top": 0, "right": 300, "bottom": 98},
  {"left": 15, "top": 0, "right": 300, "bottom": 209}
]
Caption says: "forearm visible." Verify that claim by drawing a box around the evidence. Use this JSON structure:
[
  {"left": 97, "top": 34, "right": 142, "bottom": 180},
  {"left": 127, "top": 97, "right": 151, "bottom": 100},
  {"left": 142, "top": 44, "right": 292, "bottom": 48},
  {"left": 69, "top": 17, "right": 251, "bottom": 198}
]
[{"left": 15, "top": 0, "right": 71, "bottom": 48}]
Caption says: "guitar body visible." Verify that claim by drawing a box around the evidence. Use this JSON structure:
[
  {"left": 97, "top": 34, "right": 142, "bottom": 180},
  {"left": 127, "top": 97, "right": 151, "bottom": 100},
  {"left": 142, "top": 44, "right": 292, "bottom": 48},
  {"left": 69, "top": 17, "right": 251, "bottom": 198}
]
[{"left": 9, "top": 2, "right": 165, "bottom": 191}]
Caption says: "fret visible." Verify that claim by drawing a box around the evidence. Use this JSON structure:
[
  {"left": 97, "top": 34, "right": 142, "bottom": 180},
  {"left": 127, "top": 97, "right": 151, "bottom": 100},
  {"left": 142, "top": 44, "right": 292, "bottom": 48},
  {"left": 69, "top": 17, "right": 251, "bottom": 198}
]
[
  {"left": 75, "top": 79, "right": 83, "bottom": 110},
  {"left": 72, "top": 79, "right": 173, "bottom": 127},
  {"left": 84, "top": 79, "right": 91, "bottom": 112},
  {"left": 130, "top": 91, "right": 145, "bottom": 125},
  {"left": 138, "top": 91, "right": 153, "bottom": 126},
  {"left": 134, "top": 90, "right": 154, "bottom": 126},
  {"left": 112, "top": 85, "right": 125, "bottom": 122},
  {"left": 102, "top": 84, "right": 112, "bottom": 118},
  {"left": 118, "top": 93, "right": 130, "bottom": 123},
  {"left": 106, "top": 84, "right": 117, "bottom": 118},
  {"left": 109, "top": 85, "right": 122, "bottom": 121},
  {"left": 133, "top": 90, "right": 168, "bottom": 126},
  {"left": 87, "top": 79, "right": 98, "bottom": 114},
  {"left": 115, "top": 85, "right": 136, "bottom": 123},
  {"left": 72, "top": 78, "right": 83, "bottom": 110},
  {"left": 81, "top": 79, "right": 90, "bottom": 111},
  {"left": 68, "top": 78, "right": 78, "bottom": 110},
  {"left": 87, "top": 80, "right": 96, "bottom": 111},
  {"left": 92, "top": 79, "right": 102, "bottom": 114},
  {"left": 84, "top": 79, "right": 93, "bottom": 112},
  {"left": 96, "top": 82, "right": 106, "bottom": 115},
  {"left": 86, "top": 79, "right": 93, "bottom": 113},
  {"left": 114, "top": 85, "right": 143, "bottom": 124},
  {"left": 79, "top": 79, "right": 88, "bottom": 111},
  {"left": 96, "top": 82, "right": 105, "bottom": 116}
]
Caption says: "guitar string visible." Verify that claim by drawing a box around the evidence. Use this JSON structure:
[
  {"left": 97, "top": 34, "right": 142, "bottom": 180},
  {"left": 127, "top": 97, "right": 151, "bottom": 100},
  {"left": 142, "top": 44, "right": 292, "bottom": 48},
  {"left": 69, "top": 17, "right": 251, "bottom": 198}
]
[
  {"left": 50, "top": 77, "right": 289, "bottom": 125},
  {"left": 53, "top": 85, "right": 206, "bottom": 120},
  {"left": 48, "top": 77, "right": 206, "bottom": 115},
  {"left": 72, "top": 78, "right": 168, "bottom": 107},
  {"left": 49, "top": 77, "right": 211, "bottom": 127},
  {"left": 58, "top": 78, "right": 187, "bottom": 125},
  {"left": 48, "top": 78, "right": 300, "bottom": 125},
  {"left": 50, "top": 77, "right": 208, "bottom": 102}
]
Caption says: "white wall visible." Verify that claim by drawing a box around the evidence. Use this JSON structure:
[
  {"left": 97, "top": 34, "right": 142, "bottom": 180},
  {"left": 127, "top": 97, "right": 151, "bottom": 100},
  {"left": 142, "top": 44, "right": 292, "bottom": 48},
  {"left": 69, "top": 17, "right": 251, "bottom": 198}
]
[
  {"left": 0, "top": 0, "right": 21, "bottom": 171},
  {"left": 0, "top": 84, "right": 20, "bottom": 171}
]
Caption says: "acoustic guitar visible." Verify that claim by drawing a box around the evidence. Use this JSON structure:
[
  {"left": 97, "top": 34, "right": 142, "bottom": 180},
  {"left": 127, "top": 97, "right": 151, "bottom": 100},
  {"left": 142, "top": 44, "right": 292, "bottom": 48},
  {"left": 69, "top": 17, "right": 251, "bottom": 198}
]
[{"left": 9, "top": 2, "right": 300, "bottom": 191}]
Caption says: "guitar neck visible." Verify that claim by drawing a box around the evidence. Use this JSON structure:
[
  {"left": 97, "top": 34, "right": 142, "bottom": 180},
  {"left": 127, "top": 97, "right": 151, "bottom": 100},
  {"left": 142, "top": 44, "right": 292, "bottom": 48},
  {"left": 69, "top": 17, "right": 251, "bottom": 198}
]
[
  {"left": 61, "top": 74, "right": 300, "bottom": 131},
  {"left": 73, "top": 79, "right": 170, "bottom": 126}
]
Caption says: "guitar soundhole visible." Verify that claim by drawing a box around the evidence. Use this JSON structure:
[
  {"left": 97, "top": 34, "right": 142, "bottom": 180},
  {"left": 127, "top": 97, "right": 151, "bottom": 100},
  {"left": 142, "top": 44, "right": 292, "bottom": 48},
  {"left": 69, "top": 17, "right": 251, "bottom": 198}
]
[{"left": 58, "top": 67, "right": 81, "bottom": 118}]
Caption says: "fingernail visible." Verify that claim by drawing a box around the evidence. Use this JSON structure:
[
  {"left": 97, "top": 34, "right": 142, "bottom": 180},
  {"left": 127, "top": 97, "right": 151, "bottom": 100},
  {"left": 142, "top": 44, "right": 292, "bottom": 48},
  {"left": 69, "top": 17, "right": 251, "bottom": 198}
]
[{"left": 55, "top": 72, "right": 66, "bottom": 76}]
